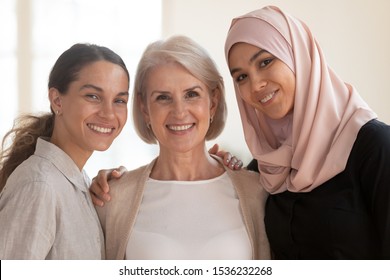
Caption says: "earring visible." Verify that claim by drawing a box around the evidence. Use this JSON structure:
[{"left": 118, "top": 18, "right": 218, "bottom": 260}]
[
  {"left": 210, "top": 116, "right": 214, "bottom": 124},
  {"left": 147, "top": 123, "right": 151, "bottom": 129},
  {"left": 55, "top": 110, "right": 59, "bottom": 115}
]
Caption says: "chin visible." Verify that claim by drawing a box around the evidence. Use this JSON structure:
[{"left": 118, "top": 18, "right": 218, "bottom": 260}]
[{"left": 92, "top": 142, "right": 113, "bottom": 152}]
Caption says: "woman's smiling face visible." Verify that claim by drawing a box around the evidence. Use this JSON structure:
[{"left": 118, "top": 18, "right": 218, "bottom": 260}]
[
  {"left": 141, "top": 62, "right": 218, "bottom": 154},
  {"left": 228, "top": 42, "right": 295, "bottom": 119},
  {"left": 51, "top": 60, "right": 129, "bottom": 158}
]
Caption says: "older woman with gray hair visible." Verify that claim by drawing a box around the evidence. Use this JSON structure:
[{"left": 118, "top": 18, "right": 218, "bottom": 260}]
[{"left": 95, "top": 35, "right": 270, "bottom": 260}]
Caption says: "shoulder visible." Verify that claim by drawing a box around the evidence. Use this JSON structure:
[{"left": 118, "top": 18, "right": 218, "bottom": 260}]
[
  {"left": 230, "top": 168, "right": 260, "bottom": 182},
  {"left": 358, "top": 119, "right": 390, "bottom": 141},
  {"left": 354, "top": 119, "right": 390, "bottom": 153},
  {"left": 347, "top": 119, "right": 390, "bottom": 172},
  {"left": 3, "top": 156, "right": 58, "bottom": 194},
  {"left": 103, "top": 162, "right": 153, "bottom": 209},
  {"left": 1, "top": 154, "right": 78, "bottom": 208},
  {"left": 0, "top": 171, "right": 55, "bottom": 214},
  {"left": 7, "top": 154, "right": 62, "bottom": 185},
  {"left": 109, "top": 163, "right": 151, "bottom": 191},
  {"left": 225, "top": 167, "right": 267, "bottom": 200}
]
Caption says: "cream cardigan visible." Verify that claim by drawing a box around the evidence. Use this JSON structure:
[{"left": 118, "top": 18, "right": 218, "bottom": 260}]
[{"left": 96, "top": 157, "right": 270, "bottom": 260}]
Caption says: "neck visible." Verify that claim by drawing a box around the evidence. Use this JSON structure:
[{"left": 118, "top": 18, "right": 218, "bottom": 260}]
[
  {"left": 50, "top": 133, "right": 91, "bottom": 171},
  {"left": 151, "top": 145, "right": 225, "bottom": 181}
]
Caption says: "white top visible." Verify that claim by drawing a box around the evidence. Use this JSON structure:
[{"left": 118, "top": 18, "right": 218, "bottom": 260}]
[
  {"left": 125, "top": 172, "right": 252, "bottom": 260},
  {"left": 0, "top": 138, "right": 104, "bottom": 259}
]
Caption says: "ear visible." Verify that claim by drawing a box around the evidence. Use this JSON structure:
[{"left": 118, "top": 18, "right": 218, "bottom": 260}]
[
  {"left": 209, "top": 88, "right": 220, "bottom": 118},
  {"left": 49, "top": 87, "right": 62, "bottom": 114}
]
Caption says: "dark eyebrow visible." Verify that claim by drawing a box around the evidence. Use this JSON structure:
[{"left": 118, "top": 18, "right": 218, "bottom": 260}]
[
  {"left": 117, "top": 92, "right": 130, "bottom": 97},
  {"left": 80, "top": 84, "right": 103, "bottom": 92},
  {"left": 230, "top": 49, "right": 269, "bottom": 76},
  {"left": 80, "top": 84, "right": 129, "bottom": 97},
  {"left": 250, "top": 49, "right": 268, "bottom": 63}
]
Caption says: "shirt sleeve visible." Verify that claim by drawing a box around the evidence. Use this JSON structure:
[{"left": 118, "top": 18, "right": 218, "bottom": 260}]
[{"left": 0, "top": 180, "right": 56, "bottom": 259}]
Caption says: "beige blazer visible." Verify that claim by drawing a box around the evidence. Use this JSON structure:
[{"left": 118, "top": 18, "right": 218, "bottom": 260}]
[{"left": 96, "top": 157, "right": 270, "bottom": 259}]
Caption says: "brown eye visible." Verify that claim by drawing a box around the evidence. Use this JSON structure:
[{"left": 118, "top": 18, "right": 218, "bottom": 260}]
[
  {"left": 185, "top": 91, "right": 199, "bottom": 98},
  {"left": 115, "top": 98, "right": 127, "bottom": 104},
  {"left": 156, "top": 94, "right": 170, "bottom": 101},
  {"left": 260, "top": 58, "right": 274, "bottom": 67},
  {"left": 86, "top": 94, "right": 99, "bottom": 101},
  {"left": 235, "top": 74, "right": 247, "bottom": 83}
]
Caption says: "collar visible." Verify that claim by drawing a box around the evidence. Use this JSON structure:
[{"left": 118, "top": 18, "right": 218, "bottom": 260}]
[{"left": 34, "top": 138, "right": 90, "bottom": 192}]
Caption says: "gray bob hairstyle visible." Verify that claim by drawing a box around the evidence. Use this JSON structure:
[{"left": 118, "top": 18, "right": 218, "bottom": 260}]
[{"left": 132, "top": 35, "right": 227, "bottom": 144}]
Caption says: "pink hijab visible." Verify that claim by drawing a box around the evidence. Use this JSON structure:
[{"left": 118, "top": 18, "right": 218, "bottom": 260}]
[{"left": 225, "top": 6, "right": 377, "bottom": 194}]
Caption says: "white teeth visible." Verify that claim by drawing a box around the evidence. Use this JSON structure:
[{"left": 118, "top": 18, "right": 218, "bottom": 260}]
[
  {"left": 88, "top": 124, "right": 113, "bottom": 134},
  {"left": 260, "top": 92, "right": 275, "bottom": 103},
  {"left": 168, "top": 124, "right": 193, "bottom": 131}
]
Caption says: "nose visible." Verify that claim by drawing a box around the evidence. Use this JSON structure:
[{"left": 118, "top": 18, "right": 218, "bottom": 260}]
[
  {"left": 250, "top": 74, "right": 267, "bottom": 94},
  {"left": 98, "top": 101, "right": 115, "bottom": 119},
  {"left": 171, "top": 99, "right": 186, "bottom": 118}
]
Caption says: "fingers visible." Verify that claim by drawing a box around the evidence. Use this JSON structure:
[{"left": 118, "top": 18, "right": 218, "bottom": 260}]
[
  {"left": 89, "top": 168, "right": 115, "bottom": 205},
  {"left": 111, "top": 166, "right": 127, "bottom": 179},
  {"left": 90, "top": 176, "right": 111, "bottom": 203},
  {"left": 91, "top": 192, "right": 105, "bottom": 207},
  {"left": 89, "top": 166, "right": 126, "bottom": 207},
  {"left": 90, "top": 181, "right": 110, "bottom": 207},
  {"left": 96, "top": 169, "right": 111, "bottom": 194},
  {"left": 223, "top": 152, "right": 231, "bottom": 165},
  {"left": 224, "top": 153, "right": 243, "bottom": 170},
  {"left": 215, "top": 150, "right": 227, "bottom": 158},
  {"left": 208, "top": 143, "right": 219, "bottom": 155},
  {"left": 208, "top": 144, "right": 243, "bottom": 170},
  {"left": 233, "top": 159, "right": 243, "bottom": 170}
]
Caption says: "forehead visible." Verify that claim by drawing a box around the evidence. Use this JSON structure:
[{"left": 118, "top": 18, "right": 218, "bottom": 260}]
[
  {"left": 228, "top": 42, "right": 264, "bottom": 63},
  {"left": 67, "top": 60, "right": 129, "bottom": 94},
  {"left": 146, "top": 62, "right": 206, "bottom": 89},
  {"left": 76, "top": 61, "right": 125, "bottom": 80}
]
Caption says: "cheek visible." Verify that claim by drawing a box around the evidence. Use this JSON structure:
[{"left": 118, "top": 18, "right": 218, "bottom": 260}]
[
  {"left": 65, "top": 104, "right": 85, "bottom": 119},
  {"left": 197, "top": 100, "right": 213, "bottom": 117},
  {"left": 148, "top": 106, "right": 165, "bottom": 124},
  {"left": 118, "top": 111, "right": 128, "bottom": 126},
  {"left": 116, "top": 105, "right": 128, "bottom": 119}
]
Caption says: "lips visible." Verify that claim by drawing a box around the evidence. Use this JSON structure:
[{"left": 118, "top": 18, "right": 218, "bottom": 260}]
[
  {"left": 166, "top": 123, "right": 194, "bottom": 131},
  {"left": 260, "top": 91, "right": 276, "bottom": 104},
  {"left": 87, "top": 123, "right": 114, "bottom": 134}
]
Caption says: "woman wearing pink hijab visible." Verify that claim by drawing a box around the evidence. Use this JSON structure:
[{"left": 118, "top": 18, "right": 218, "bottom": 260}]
[{"left": 225, "top": 5, "right": 390, "bottom": 259}]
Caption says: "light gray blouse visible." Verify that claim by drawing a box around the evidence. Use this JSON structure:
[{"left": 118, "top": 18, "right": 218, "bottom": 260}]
[{"left": 0, "top": 138, "right": 104, "bottom": 259}]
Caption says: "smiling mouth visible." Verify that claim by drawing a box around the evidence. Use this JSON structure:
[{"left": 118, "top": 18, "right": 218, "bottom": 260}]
[
  {"left": 260, "top": 91, "right": 276, "bottom": 104},
  {"left": 87, "top": 124, "right": 114, "bottom": 134},
  {"left": 166, "top": 124, "right": 194, "bottom": 131}
]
